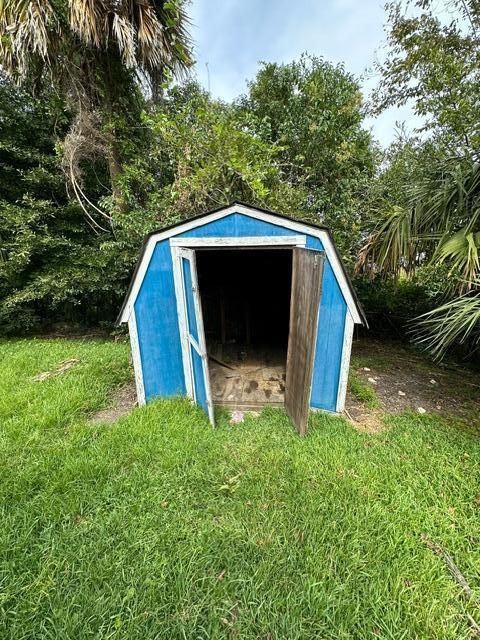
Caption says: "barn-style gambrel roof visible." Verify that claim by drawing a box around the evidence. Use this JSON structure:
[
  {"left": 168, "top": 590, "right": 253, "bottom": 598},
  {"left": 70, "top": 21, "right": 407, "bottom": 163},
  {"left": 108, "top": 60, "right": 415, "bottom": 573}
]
[{"left": 117, "top": 202, "right": 367, "bottom": 326}]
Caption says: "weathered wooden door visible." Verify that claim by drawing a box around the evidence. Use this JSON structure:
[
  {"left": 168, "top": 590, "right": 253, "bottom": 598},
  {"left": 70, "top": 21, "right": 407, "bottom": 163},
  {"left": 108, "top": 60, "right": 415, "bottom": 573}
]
[
  {"left": 285, "top": 249, "right": 324, "bottom": 435},
  {"left": 178, "top": 248, "right": 214, "bottom": 425}
]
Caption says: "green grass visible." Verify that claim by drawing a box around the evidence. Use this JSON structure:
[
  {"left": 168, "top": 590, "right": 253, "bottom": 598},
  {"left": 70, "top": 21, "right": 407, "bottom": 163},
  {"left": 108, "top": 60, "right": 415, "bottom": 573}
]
[
  {"left": 348, "top": 369, "right": 381, "bottom": 409},
  {"left": 1, "top": 339, "right": 480, "bottom": 639}
]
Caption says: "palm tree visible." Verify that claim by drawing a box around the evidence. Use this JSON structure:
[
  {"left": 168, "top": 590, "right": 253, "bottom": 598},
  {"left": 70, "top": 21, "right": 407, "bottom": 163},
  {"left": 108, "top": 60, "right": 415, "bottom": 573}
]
[
  {"left": 0, "top": 0, "right": 192, "bottom": 228},
  {"left": 358, "top": 155, "right": 480, "bottom": 358}
]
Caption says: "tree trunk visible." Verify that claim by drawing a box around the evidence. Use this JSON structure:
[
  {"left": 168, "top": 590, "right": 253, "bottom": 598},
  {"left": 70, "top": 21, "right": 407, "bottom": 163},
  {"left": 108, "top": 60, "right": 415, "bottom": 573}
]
[
  {"left": 107, "top": 139, "right": 125, "bottom": 212},
  {"left": 102, "top": 53, "right": 127, "bottom": 214}
]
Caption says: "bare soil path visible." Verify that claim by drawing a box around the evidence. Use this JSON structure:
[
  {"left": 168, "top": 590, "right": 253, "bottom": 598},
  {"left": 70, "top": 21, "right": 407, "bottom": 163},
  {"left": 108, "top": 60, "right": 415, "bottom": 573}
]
[{"left": 346, "top": 338, "right": 480, "bottom": 432}]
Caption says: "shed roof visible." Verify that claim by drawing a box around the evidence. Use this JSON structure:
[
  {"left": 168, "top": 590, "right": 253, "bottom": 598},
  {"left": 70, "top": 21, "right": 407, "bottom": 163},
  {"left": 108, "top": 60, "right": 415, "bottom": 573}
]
[{"left": 117, "top": 202, "right": 367, "bottom": 327}]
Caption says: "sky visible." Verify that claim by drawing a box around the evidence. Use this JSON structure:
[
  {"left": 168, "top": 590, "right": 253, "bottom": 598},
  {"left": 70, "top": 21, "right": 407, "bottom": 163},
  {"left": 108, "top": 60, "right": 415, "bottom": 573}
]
[{"left": 188, "top": 0, "right": 421, "bottom": 146}]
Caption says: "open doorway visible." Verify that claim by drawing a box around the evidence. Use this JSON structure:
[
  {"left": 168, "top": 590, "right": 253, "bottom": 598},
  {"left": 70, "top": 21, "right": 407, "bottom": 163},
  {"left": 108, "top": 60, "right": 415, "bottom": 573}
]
[{"left": 196, "top": 248, "right": 293, "bottom": 409}]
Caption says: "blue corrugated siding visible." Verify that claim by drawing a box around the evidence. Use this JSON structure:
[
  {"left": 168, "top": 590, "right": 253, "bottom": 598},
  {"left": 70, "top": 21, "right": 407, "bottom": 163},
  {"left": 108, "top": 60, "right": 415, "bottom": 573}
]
[
  {"left": 134, "top": 210, "right": 347, "bottom": 412},
  {"left": 306, "top": 236, "right": 346, "bottom": 412},
  {"left": 134, "top": 240, "right": 186, "bottom": 400}
]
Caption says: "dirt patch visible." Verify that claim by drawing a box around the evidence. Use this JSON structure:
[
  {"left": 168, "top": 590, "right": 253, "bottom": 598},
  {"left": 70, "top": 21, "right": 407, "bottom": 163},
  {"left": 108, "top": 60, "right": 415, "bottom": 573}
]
[
  {"left": 344, "top": 401, "right": 385, "bottom": 434},
  {"left": 345, "top": 339, "right": 480, "bottom": 432},
  {"left": 92, "top": 382, "right": 137, "bottom": 424}
]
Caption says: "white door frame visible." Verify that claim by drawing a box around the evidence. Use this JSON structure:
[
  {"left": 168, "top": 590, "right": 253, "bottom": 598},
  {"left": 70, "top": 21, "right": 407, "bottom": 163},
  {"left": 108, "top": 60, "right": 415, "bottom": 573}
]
[
  {"left": 172, "top": 246, "right": 215, "bottom": 424},
  {"left": 171, "top": 235, "right": 307, "bottom": 418},
  {"left": 336, "top": 311, "right": 354, "bottom": 413}
]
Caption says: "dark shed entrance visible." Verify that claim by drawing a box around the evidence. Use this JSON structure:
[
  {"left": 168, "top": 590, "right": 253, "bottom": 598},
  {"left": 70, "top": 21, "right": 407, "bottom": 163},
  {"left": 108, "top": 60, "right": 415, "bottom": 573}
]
[{"left": 196, "top": 248, "right": 292, "bottom": 410}]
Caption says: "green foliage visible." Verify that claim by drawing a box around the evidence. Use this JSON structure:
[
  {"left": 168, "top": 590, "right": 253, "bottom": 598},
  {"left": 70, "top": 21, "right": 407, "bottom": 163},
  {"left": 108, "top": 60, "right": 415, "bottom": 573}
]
[
  {"left": 0, "top": 79, "right": 77, "bottom": 331},
  {"left": 0, "top": 0, "right": 193, "bottom": 221},
  {"left": 361, "top": 136, "right": 442, "bottom": 233},
  {"left": 0, "top": 80, "right": 313, "bottom": 333},
  {"left": 353, "top": 273, "right": 441, "bottom": 337},
  {"left": 120, "top": 83, "right": 308, "bottom": 223},
  {"left": 373, "top": 0, "right": 480, "bottom": 154},
  {"left": 361, "top": 0, "right": 480, "bottom": 357},
  {"left": 0, "top": 59, "right": 377, "bottom": 334},
  {"left": 347, "top": 371, "right": 380, "bottom": 409},
  {"left": 0, "top": 77, "right": 142, "bottom": 333},
  {"left": 243, "top": 55, "right": 377, "bottom": 260},
  {"left": 415, "top": 289, "right": 480, "bottom": 359},
  {"left": 359, "top": 147, "right": 480, "bottom": 355},
  {"left": 360, "top": 136, "right": 480, "bottom": 293},
  {"left": 1, "top": 338, "right": 480, "bottom": 638}
]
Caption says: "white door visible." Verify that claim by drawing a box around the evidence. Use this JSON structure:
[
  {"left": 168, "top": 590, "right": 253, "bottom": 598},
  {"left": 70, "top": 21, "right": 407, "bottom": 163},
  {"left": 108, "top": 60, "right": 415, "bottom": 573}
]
[{"left": 175, "top": 248, "right": 214, "bottom": 424}]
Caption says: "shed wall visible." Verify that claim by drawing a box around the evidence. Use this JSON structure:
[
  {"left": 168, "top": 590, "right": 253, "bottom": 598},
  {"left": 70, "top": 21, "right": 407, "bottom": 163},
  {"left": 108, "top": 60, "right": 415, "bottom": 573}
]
[
  {"left": 134, "top": 240, "right": 186, "bottom": 400},
  {"left": 177, "top": 211, "right": 296, "bottom": 238},
  {"left": 308, "top": 234, "right": 347, "bottom": 411},
  {"left": 134, "top": 211, "right": 348, "bottom": 412}
]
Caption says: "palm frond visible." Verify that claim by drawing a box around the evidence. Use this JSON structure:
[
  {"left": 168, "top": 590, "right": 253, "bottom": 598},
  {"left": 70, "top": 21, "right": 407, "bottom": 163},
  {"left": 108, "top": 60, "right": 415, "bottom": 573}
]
[
  {"left": 436, "top": 227, "right": 480, "bottom": 289},
  {"left": 1, "top": 0, "right": 192, "bottom": 83},
  {"left": 111, "top": 12, "right": 136, "bottom": 68},
  {"left": 359, "top": 156, "right": 480, "bottom": 284},
  {"left": 359, "top": 151, "right": 480, "bottom": 358},
  {"left": 412, "top": 287, "right": 480, "bottom": 359},
  {"left": 356, "top": 205, "right": 419, "bottom": 276},
  {"left": 412, "top": 158, "right": 480, "bottom": 234},
  {"left": 136, "top": 2, "right": 161, "bottom": 64},
  {"left": 135, "top": 2, "right": 191, "bottom": 75},
  {"left": 0, "top": 0, "right": 58, "bottom": 77},
  {"left": 69, "top": 0, "right": 105, "bottom": 48}
]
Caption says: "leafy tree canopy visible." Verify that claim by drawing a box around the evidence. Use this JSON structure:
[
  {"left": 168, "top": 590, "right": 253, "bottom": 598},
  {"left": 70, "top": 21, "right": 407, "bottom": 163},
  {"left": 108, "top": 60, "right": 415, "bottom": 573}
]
[
  {"left": 0, "top": 80, "right": 312, "bottom": 333},
  {"left": 361, "top": 0, "right": 480, "bottom": 357},
  {"left": 241, "top": 55, "right": 377, "bottom": 260},
  {"left": 0, "top": 0, "right": 193, "bottom": 223},
  {"left": 373, "top": 0, "right": 480, "bottom": 153}
]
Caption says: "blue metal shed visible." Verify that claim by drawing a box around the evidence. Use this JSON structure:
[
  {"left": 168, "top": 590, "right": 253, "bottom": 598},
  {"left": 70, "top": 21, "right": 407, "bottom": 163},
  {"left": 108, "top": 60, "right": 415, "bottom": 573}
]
[{"left": 117, "top": 202, "right": 367, "bottom": 434}]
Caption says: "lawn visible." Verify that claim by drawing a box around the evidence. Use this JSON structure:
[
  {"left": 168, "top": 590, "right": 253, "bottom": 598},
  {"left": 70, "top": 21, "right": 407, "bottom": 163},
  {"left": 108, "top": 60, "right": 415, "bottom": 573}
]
[{"left": 1, "top": 338, "right": 479, "bottom": 639}]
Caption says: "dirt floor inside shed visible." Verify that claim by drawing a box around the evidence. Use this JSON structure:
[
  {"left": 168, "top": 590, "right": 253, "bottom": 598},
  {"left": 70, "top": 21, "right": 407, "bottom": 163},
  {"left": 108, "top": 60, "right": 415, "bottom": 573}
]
[
  {"left": 92, "top": 338, "right": 480, "bottom": 431},
  {"left": 208, "top": 346, "right": 286, "bottom": 410}
]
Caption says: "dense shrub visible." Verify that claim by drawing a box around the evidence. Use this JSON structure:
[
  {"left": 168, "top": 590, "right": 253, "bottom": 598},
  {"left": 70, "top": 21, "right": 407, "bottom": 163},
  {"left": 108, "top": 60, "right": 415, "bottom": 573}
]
[{"left": 354, "top": 274, "right": 442, "bottom": 338}]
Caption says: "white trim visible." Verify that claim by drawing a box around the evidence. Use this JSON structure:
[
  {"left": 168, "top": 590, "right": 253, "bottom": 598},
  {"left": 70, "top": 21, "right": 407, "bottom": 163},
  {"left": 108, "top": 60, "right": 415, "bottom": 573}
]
[
  {"left": 170, "top": 235, "right": 306, "bottom": 248},
  {"left": 336, "top": 311, "right": 354, "bottom": 413},
  {"left": 311, "top": 407, "right": 341, "bottom": 417},
  {"left": 122, "top": 238, "right": 157, "bottom": 324},
  {"left": 173, "top": 248, "right": 214, "bottom": 425},
  {"left": 188, "top": 249, "right": 215, "bottom": 425},
  {"left": 128, "top": 309, "right": 146, "bottom": 406},
  {"left": 171, "top": 246, "right": 194, "bottom": 399},
  {"left": 188, "top": 335, "right": 201, "bottom": 354},
  {"left": 118, "top": 204, "right": 362, "bottom": 325}
]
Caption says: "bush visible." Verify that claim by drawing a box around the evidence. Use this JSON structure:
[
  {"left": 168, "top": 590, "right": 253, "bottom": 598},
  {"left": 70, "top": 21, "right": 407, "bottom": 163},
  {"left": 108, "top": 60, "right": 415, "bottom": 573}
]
[{"left": 353, "top": 273, "right": 442, "bottom": 338}]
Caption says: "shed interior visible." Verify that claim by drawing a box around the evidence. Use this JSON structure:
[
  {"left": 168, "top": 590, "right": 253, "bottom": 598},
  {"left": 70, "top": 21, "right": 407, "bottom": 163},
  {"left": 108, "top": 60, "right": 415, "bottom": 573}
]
[{"left": 195, "top": 248, "right": 292, "bottom": 409}]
